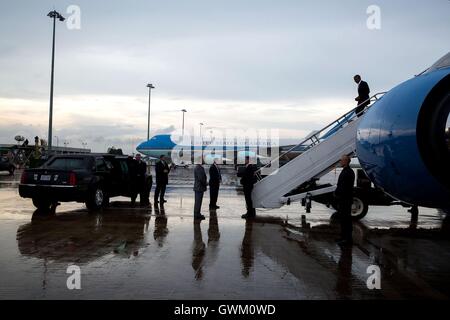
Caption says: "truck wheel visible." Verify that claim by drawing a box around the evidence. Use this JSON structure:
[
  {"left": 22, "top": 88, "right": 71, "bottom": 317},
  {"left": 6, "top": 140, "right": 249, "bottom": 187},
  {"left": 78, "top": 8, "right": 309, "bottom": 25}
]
[
  {"left": 86, "top": 186, "right": 105, "bottom": 211},
  {"left": 351, "top": 196, "right": 369, "bottom": 220},
  {"left": 32, "top": 198, "right": 51, "bottom": 210}
]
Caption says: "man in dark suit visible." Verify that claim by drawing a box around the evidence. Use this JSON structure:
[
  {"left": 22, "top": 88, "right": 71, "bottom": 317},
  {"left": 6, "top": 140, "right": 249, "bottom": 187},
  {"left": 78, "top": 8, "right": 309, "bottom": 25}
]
[
  {"left": 354, "top": 75, "right": 370, "bottom": 117},
  {"left": 334, "top": 155, "right": 355, "bottom": 246},
  {"left": 134, "top": 153, "right": 148, "bottom": 206},
  {"left": 193, "top": 162, "right": 207, "bottom": 220},
  {"left": 209, "top": 159, "right": 222, "bottom": 210},
  {"left": 240, "top": 156, "right": 257, "bottom": 219},
  {"left": 154, "top": 155, "right": 170, "bottom": 204}
]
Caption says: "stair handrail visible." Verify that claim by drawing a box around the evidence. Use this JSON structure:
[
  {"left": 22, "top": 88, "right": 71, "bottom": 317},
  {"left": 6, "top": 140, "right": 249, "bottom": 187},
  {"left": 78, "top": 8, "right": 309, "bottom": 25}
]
[{"left": 255, "top": 92, "right": 386, "bottom": 179}]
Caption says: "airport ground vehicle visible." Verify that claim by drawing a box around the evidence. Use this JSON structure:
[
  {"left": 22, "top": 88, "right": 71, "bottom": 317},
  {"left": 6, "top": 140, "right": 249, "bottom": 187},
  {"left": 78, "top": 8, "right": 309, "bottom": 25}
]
[
  {"left": 19, "top": 154, "right": 132, "bottom": 210},
  {"left": 284, "top": 168, "right": 401, "bottom": 220},
  {"left": 0, "top": 156, "right": 15, "bottom": 175}
]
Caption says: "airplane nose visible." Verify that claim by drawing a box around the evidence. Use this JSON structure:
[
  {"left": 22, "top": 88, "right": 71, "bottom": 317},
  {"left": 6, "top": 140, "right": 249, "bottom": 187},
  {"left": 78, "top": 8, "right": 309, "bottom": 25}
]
[{"left": 136, "top": 141, "right": 146, "bottom": 151}]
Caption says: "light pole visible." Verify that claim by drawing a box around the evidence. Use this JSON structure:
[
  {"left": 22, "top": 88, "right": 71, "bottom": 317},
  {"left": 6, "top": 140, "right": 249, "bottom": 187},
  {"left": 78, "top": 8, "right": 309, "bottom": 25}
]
[
  {"left": 181, "top": 109, "right": 187, "bottom": 136},
  {"left": 54, "top": 136, "right": 59, "bottom": 148},
  {"left": 199, "top": 123, "right": 204, "bottom": 142},
  {"left": 199, "top": 122, "right": 204, "bottom": 161},
  {"left": 146, "top": 83, "right": 155, "bottom": 141},
  {"left": 47, "top": 10, "right": 65, "bottom": 151}
]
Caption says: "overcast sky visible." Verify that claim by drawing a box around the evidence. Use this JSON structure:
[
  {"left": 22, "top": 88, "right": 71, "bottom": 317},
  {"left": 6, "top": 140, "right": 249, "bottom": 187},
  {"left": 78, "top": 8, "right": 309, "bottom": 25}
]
[{"left": 0, "top": 0, "right": 449, "bottom": 153}]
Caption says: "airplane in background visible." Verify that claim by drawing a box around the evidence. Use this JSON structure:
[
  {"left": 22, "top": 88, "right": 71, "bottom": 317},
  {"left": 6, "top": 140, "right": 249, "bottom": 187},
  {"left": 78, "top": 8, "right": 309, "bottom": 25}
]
[
  {"left": 136, "top": 112, "right": 358, "bottom": 167},
  {"left": 135, "top": 133, "right": 305, "bottom": 166}
]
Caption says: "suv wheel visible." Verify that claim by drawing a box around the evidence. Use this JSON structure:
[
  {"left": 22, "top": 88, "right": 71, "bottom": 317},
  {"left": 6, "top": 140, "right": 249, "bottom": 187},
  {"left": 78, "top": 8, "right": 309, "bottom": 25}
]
[
  {"left": 32, "top": 198, "right": 51, "bottom": 210},
  {"left": 86, "top": 186, "right": 105, "bottom": 211}
]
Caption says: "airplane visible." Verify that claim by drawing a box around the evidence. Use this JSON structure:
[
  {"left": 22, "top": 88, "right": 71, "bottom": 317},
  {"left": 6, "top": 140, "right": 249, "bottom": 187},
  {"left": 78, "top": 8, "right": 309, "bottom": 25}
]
[
  {"left": 356, "top": 51, "right": 450, "bottom": 210},
  {"left": 136, "top": 133, "right": 305, "bottom": 166}
]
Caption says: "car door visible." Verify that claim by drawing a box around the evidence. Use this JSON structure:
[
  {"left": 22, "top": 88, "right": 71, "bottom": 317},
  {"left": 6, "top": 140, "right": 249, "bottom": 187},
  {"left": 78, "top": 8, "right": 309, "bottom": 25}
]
[
  {"left": 95, "top": 157, "right": 114, "bottom": 196},
  {"left": 117, "top": 158, "right": 132, "bottom": 197}
]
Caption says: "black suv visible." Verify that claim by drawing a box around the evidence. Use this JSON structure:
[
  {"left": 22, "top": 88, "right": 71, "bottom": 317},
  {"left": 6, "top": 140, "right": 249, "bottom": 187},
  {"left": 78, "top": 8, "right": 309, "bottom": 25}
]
[{"left": 19, "top": 154, "right": 132, "bottom": 210}]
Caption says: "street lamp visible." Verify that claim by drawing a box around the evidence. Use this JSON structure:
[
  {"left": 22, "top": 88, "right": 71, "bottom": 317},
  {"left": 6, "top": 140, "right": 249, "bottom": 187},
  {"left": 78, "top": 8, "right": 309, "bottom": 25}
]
[
  {"left": 199, "top": 122, "right": 204, "bottom": 142},
  {"left": 47, "top": 10, "right": 65, "bottom": 152},
  {"left": 54, "top": 136, "right": 59, "bottom": 148},
  {"left": 146, "top": 83, "right": 155, "bottom": 141},
  {"left": 181, "top": 109, "right": 187, "bottom": 136}
]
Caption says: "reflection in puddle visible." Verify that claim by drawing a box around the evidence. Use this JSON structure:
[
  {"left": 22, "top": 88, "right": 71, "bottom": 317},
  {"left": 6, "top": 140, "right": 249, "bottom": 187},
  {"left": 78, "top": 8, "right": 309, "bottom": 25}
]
[{"left": 17, "top": 209, "right": 151, "bottom": 263}]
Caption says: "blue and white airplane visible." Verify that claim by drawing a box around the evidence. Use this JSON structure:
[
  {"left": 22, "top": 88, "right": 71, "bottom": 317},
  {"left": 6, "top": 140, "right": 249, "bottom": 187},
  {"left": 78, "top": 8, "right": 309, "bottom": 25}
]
[{"left": 136, "top": 134, "right": 296, "bottom": 165}]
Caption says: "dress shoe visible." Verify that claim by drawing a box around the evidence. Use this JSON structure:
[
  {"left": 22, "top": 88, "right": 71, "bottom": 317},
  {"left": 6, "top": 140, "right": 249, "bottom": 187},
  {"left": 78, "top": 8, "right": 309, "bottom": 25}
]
[
  {"left": 241, "top": 213, "right": 255, "bottom": 219},
  {"left": 194, "top": 214, "right": 206, "bottom": 220}
]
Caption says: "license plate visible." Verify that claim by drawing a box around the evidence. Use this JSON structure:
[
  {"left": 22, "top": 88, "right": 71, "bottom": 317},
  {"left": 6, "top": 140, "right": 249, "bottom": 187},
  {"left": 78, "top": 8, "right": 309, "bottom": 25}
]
[{"left": 40, "top": 175, "right": 51, "bottom": 181}]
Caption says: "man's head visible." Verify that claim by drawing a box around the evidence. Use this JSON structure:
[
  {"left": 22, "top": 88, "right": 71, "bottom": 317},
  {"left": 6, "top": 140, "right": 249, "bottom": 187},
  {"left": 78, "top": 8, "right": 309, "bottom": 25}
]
[
  {"left": 245, "top": 156, "right": 250, "bottom": 165},
  {"left": 340, "top": 155, "right": 351, "bottom": 167},
  {"left": 160, "top": 155, "right": 165, "bottom": 162},
  {"left": 353, "top": 75, "right": 361, "bottom": 84},
  {"left": 135, "top": 154, "right": 141, "bottom": 162}
]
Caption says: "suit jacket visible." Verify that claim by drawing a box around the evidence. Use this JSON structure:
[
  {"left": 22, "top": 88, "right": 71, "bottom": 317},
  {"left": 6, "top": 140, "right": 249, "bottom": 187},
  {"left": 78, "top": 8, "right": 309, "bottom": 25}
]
[
  {"left": 335, "top": 166, "right": 355, "bottom": 203},
  {"left": 155, "top": 160, "right": 170, "bottom": 185},
  {"left": 357, "top": 80, "right": 370, "bottom": 107},
  {"left": 127, "top": 158, "right": 137, "bottom": 178},
  {"left": 241, "top": 164, "right": 258, "bottom": 189},
  {"left": 209, "top": 163, "right": 222, "bottom": 187},
  {"left": 135, "top": 161, "right": 147, "bottom": 179},
  {"left": 194, "top": 164, "right": 207, "bottom": 192}
]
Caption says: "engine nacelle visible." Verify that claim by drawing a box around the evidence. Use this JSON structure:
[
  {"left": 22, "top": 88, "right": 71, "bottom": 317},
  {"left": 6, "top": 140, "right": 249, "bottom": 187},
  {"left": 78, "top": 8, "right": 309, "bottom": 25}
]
[{"left": 356, "top": 56, "right": 450, "bottom": 209}]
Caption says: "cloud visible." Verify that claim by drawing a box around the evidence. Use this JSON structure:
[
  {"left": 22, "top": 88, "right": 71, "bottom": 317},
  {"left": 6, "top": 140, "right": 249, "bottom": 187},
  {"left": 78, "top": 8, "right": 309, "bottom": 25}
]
[{"left": 0, "top": 0, "right": 449, "bottom": 153}]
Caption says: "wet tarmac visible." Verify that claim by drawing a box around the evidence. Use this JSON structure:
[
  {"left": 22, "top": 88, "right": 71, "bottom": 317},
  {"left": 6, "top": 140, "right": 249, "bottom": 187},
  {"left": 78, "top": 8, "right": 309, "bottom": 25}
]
[{"left": 1, "top": 170, "right": 450, "bottom": 299}]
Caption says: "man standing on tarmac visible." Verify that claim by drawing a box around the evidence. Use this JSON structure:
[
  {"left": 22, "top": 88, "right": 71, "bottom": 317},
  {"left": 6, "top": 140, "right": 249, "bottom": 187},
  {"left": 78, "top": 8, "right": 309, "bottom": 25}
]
[
  {"left": 154, "top": 155, "right": 170, "bottom": 205},
  {"left": 209, "top": 159, "right": 222, "bottom": 210},
  {"left": 193, "top": 161, "right": 207, "bottom": 221},
  {"left": 335, "top": 155, "right": 355, "bottom": 246},
  {"left": 240, "top": 156, "right": 257, "bottom": 219}
]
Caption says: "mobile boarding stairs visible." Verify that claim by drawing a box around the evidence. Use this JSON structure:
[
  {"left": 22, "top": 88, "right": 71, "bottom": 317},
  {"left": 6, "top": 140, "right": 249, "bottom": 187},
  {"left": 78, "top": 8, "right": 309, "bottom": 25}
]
[{"left": 252, "top": 92, "right": 385, "bottom": 209}]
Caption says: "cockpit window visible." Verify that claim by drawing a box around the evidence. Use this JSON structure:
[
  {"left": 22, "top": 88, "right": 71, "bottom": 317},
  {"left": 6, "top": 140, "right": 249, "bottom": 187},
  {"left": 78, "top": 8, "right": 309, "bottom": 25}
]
[{"left": 426, "top": 52, "right": 450, "bottom": 73}]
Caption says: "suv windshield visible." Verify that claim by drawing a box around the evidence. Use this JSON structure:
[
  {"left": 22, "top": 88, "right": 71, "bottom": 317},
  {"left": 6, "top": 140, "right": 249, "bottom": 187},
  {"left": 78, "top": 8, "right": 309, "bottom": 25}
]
[{"left": 46, "top": 158, "right": 88, "bottom": 170}]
